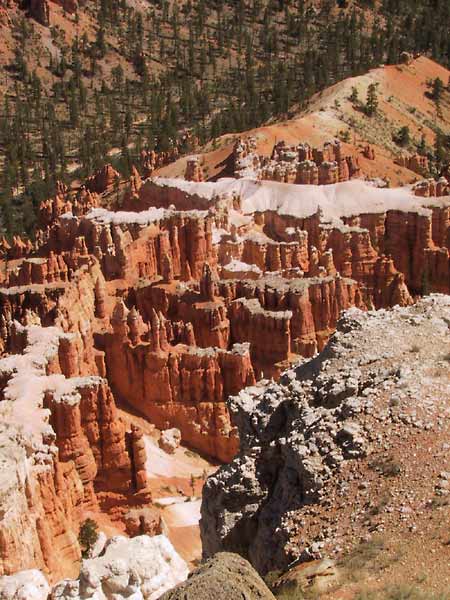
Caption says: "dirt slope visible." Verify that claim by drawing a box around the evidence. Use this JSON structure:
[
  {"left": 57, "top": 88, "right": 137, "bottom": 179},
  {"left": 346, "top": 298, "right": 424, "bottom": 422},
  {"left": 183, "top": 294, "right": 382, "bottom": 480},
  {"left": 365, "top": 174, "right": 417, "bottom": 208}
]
[{"left": 157, "top": 56, "right": 450, "bottom": 187}]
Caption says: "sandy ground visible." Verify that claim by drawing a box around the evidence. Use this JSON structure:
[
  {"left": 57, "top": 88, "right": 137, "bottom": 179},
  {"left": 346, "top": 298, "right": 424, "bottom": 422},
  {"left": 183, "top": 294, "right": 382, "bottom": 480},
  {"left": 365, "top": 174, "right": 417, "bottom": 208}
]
[
  {"left": 115, "top": 404, "right": 217, "bottom": 566},
  {"left": 143, "top": 434, "right": 217, "bottom": 566},
  {"left": 53, "top": 404, "right": 218, "bottom": 577},
  {"left": 153, "top": 496, "right": 204, "bottom": 566}
]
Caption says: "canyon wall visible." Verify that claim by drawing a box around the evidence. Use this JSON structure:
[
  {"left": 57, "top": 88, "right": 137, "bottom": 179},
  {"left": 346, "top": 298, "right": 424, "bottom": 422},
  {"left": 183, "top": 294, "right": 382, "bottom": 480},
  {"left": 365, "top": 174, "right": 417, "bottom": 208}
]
[
  {"left": 201, "top": 296, "right": 450, "bottom": 574},
  {"left": 0, "top": 162, "right": 448, "bottom": 586},
  {"left": 0, "top": 322, "right": 149, "bottom": 580},
  {"left": 103, "top": 300, "right": 255, "bottom": 462},
  {"left": 43, "top": 209, "right": 216, "bottom": 283}
]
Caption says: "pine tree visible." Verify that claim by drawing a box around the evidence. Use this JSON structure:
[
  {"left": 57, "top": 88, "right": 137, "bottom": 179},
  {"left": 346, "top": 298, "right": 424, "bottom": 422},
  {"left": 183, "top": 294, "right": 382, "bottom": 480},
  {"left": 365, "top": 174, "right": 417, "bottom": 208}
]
[
  {"left": 96, "top": 26, "right": 107, "bottom": 58},
  {"left": 431, "top": 77, "right": 444, "bottom": 102},
  {"left": 434, "top": 131, "right": 447, "bottom": 167},
  {"left": 365, "top": 83, "right": 378, "bottom": 116},
  {"left": 417, "top": 134, "right": 427, "bottom": 156},
  {"left": 78, "top": 519, "right": 99, "bottom": 559},
  {"left": 124, "top": 109, "right": 133, "bottom": 138},
  {"left": 69, "top": 93, "right": 79, "bottom": 128},
  {"left": 349, "top": 86, "right": 359, "bottom": 103},
  {"left": 393, "top": 126, "right": 410, "bottom": 147}
]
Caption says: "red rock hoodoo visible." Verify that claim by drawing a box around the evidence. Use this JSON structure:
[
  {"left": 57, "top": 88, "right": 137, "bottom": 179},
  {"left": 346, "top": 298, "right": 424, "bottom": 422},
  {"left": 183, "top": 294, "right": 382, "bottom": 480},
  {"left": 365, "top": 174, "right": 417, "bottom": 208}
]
[{"left": 0, "top": 157, "right": 448, "bottom": 580}]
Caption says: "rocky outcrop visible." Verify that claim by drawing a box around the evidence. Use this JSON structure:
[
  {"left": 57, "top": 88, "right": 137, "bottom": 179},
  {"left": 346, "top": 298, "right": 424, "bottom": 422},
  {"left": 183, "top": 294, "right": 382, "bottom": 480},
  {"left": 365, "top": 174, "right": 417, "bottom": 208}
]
[
  {"left": 37, "top": 176, "right": 449, "bottom": 301},
  {"left": 272, "top": 559, "right": 340, "bottom": 596},
  {"left": 0, "top": 570, "right": 50, "bottom": 600},
  {"left": 200, "top": 295, "right": 450, "bottom": 574},
  {"left": 413, "top": 177, "right": 449, "bottom": 198},
  {"left": 50, "top": 535, "right": 188, "bottom": 599},
  {"left": 0, "top": 323, "right": 146, "bottom": 579},
  {"left": 7, "top": 253, "right": 70, "bottom": 287},
  {"left": 145, "top": 177, "right": 449, "bottom": 296},
  {"left": 44, "top": 377, "right": 133, "bottom": 497},
  {"left": 363, "top": 145, "right": 376, "bottom": 160},
  {"left": 233, "top": 137, "right": 361, "bottom": 183},
  {"left": 39, "top": 188, "right": 99, "bottom": 228},
  {"left": 0, "top": 535, "right": 188, "bottom": 599},
  {"left": 27, "top": 0, "right": 50, "bottom": 25},
  {"left": 44, "top": 209, "right": 216, "bottom": 283},
  {"left": 133, "top": 272, "right": 366, "bottom": 379},
  {"left": 131, "top": 179, "right": 218, "bottom": 212},
  {"left": 226, "top": 275, "right": 364, "bottom": 372},
  {"left": 21, "top": 0, "right": 80, "bottom": 24},
  {"left": 139, "top": 132, "right": 197, "bottom": 177},
  {"left": 85, "top": 165, "right": 120, "bottom": 194},
  {"left": 0, "top": 235, "right": 33, "bottom": 260},
  {"left": 184, "top": 157, "right": 205, "bottom": 182},
  {"left": 124, "top": 507, "right": 167, "bottom": 538},
  {"left": 159, "top": 553, "right": 276, "bottom": 600},
  {"left": 128, "top": 425, "right": 151, "bottom": 496},
  {"left": 0, "top": 263, "right": 108, "bottom": 365},
  {"left": 159, "top": 428, "right": 181, "bottom": 454},
  {"left": 400, "top": 51, "right": 414, "bottom": 65},
  {"left": 0, "top": 135, "right": 449, "bottom": 591},
  {"left": 104, "top": 304, "right": 254, "bottom": 461},
  {"left": 395, "top": 152, "right": 428, "bottom": 175}
]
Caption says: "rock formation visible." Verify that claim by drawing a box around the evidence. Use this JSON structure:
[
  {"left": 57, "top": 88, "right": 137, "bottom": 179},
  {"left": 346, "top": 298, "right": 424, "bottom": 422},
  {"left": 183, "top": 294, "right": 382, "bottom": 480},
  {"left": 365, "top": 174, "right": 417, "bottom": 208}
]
[
  {"left": 200, "top": 295, "right": 450, "bottom": 574},
  {"left": 0, "top": 147, "right": 449, "bottom": 588},
  {"left": 0, "top": 570, "right": 50, "bottom": 600},
  {"left": 159, "top": 428, "right": 181, "bottom": 454},
  {"left": 124, "top": 507, "right": 167, "bottom": 538},
  {"left": 27, "top": 0, "right": 50, "bottom": 25},
  {"left": 20, "top": 0, "right": 80, "bottom": 24},
  {"left": 50, "top": 535, "right": 188, "bottom": 599},
  {"left": 272, "top": 559, "right": 339, "bottom": 597},
  {"left": 233, "top": 137, "right": 361, "bottom": 183},
  {"left": 104, "top": 314, "right": 252, "bottom": 461},
  {"left": 0, "top": 534, "right": 189, "bottom": 599},
  {"left": 159, "top": 553, "right": 276, "bottom": 600},
  {"left": 0, "top": 322, "right": 148, "bottom": 580},
  {"left": 413, "top": 177, "right": 450, "bottom": 198},
  {"left": 184, "top": 156, "right": 205, "bottom": 182},
  {"left": 139, "top": 132, "right": 196, "bottom": 177},
  {"left": 85, "top": 164, "right": 120, "bottom": 194},
  {"left": 2, "top": 175, "right": 448, "bottom": 467},
  {"left": 395, "top": 152, "right": 429, "bottom": 175},
  {"left": 39, "top": 187, "right": 99, "bottom": 229},
  {"left": 128, "top": 425, "right": 151, "bottom": 496}
]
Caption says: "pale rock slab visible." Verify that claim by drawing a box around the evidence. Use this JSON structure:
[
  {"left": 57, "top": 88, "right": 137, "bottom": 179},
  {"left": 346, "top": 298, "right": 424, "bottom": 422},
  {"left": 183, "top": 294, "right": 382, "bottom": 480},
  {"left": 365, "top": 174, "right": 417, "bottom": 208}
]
[
  {"left": 51, "top": 535, "right": 188, "bottom": 600},
  {"left": 0, "top": 570, "right": 50, "bottom": 600}
]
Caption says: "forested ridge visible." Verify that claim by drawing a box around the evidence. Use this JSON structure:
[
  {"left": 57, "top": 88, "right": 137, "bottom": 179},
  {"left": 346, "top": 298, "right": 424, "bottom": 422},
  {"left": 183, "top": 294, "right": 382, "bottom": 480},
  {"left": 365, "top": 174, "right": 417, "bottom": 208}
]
[{"left": 0, "top": 0, "right": 449, "bottom": 236}]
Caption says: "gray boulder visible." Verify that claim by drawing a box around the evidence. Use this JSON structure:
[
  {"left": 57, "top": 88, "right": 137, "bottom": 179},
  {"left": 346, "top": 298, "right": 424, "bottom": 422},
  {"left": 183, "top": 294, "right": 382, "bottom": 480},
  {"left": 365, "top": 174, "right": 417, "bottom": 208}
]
[{"left": 158, "top": 553, "right": 275, "bottom": 600}]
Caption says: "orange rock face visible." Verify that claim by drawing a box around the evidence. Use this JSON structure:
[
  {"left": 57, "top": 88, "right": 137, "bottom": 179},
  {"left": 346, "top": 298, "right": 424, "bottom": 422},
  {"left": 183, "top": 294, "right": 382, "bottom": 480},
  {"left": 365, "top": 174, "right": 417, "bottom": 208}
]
[
  {"left": 103, "top": 301, "right": 253, "bottom": 461},
  {"left": 39, "top": 188, "right": 100, "bottom": 229},
  {"left": 85, "top": 164, "right": 120, "bottom": 194},
  {"left": 225, "top": 276, "right": 364, "bottom": 371},
  {"left": 0, "top": 165, "right": 449, "bottom": 581},
  {"left": 185, "top": 157, "right": 205, "bottom": 182},
  {"left": 19, "top": 0, "right": 79, "bottom": 24},
  {"left": 0, "top": 289, "right": 148, "bottom": 579},
  {"left": 28, "top": 0, "right": 50, "bottom": 25},
  {"left": 44, "top": 378, "right": 134, "bottom": 498},
  {"left": 234, "top": 137, "right": 361, "bottom": 183},
  {"left": 43, "top": 209, "right": 215, "bottom": 284},
  {"left": 413, "top": 177, "right": 449, "bottom": 198},
  {"left": 395, "top": 152, "right": 429, "bottom": 175}
]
